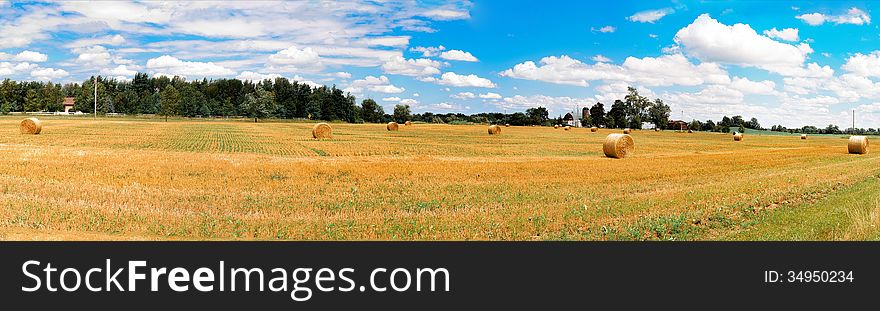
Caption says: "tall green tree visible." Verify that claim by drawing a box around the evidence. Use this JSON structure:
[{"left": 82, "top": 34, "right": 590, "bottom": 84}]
[
  {"left": 241, "top": 86, "right": 274, "bottom": 122},
  {"left": 159, "top": 85, "right": 180, "bottom": 121},
  {"left": 360, "top": 99, "right": 384, "bottom": 123},
  {"left": 589, "top": 102, "right": 605, "bottom": 127},
  {"left": 393, "top": 104, "right": 411, "bottom": 123}
]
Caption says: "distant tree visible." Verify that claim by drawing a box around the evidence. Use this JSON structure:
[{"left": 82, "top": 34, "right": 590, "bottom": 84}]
[
  {"left": 393, "top": 104, "right": 411, "bottom": 123},
  {"left": 526, "top": 106, "right": 549, "bottom": 125},
  {"left": 647, "top": 98, "right": 671, "bottom": 129},
  {"left": 24, "top": 88, "right": 40, "bottom": 112},
  {"left": 241, "top": 86, "right": 274, "bottom": 122},
  {"left": 360, "top": 99, "right": 384, "bottom": 123},
  {"left": 738, "top": 125, "right": 746, "bottom": 133},
  {"left": 704, "top": 120, "right": 716, "bottom": 132},
  {"left": 608, "top": 100, "right": 627, "bottom": 128},
  {"left": 589, "top": 102, "right": 605, "bottom": 127},
  {"left": 159, "top": 85, "right": 180, "bottom": 121}
]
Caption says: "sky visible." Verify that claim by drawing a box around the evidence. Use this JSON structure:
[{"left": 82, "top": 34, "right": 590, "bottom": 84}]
[{"left": 3, "top": 1, "right": 880, "bottom": 128}]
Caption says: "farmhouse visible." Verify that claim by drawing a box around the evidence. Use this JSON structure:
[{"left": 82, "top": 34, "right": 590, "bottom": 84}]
[
  {"left": 667, "top": 120, "right": 688, "bottom": 131},
  {"left": 563, "top": 112, "right": 581, "bottom": 128},
  {"left": 63, "top": 97, "right": 75, "bottom": 113}
]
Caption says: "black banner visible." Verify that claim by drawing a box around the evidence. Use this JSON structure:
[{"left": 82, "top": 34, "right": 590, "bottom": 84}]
[{"left": 0, "top": 242, "right": 875, "bottom": 309}]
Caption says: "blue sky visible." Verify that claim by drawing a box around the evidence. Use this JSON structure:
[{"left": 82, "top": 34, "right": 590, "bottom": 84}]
[{"left": 3, "top": 1, "right": 880, "bottom": 128}]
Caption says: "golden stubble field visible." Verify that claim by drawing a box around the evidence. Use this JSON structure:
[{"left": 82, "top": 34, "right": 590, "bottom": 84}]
[{"left": 0, "top": 116, "right": 877, "bottom": 240}]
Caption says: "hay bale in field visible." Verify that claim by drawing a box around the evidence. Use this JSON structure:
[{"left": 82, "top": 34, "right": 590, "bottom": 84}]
[
  {"left": 505, "top": 123, "right": 510, "bottom": 127},
  {"left": 654, "top": 128, "right": 660, "bottom": 132},
  {"left": 687, "top": 129, "right": 693, "bottom": 133},
  {"left": 590, "top": 127, "right": 598, "bottom": 132},
  {"left": 20, "top": 118, "right": 41, "bottom": 134},
  {"left": 564, "top": 126, "right": 571, "bottom": 131},
  {"left": 623, "top": 128, "right": 631, "bottom": 134},
  {"left": 488, "top": 125, "right": 502, "bottom": 135},
  {"left": 312, "top": 123, "right": 332, "bottom": 139},
  {"left": 554, "top": 125, "right": 560, "bottom": 129},
  {"left": 733, "top": 133, "right": 743, "bottom": 141},
  {"left": 404, "top": 121, "right": 412, "bottom": 126},
  {"left": 603, "top": 133, "right": 634, "bottom": 158},
  {"left": 848, "top": 136, "right": 869, "bottom": 154},
  {"left": 801, "top": 134, "right": 807, "bottom": 140},
  {"left": 387, "top": 122, "right": 399, "bottom": 131}
]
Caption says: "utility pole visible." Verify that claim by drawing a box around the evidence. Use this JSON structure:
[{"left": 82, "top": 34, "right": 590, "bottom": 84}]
[{"left": 94, "top": 76, "right": 97, "bottom": 119}]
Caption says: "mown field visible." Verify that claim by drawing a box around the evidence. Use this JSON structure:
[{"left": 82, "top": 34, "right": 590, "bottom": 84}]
[{"left": 0, "top": 116, "right": 877, "bottom": 240}]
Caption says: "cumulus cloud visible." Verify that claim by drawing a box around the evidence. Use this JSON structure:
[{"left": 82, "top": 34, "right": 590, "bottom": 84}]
[
  {"left": 146, "top": 55, "right": 235, "bottom": 78},
  {"left": 763, "top": 28, "right": 799, "bottom": 41},
  {"left": 479, "top": 92, "right": 502, "bottom": 99},
  {"left": 501, "top": 53, "right": 730, "bottom": 87},
  {"left": 334, "top": 72, "right": 352, "bottom": 79},
  {"left": 796, "top": 7, "right": 870, "bottom": 26},
  {"left": 674, "top": 14, "right": 815, "bottom": 76},
  {"left": 729, "top": 76, "right": 777, "bottom": 95},
  {"left": 236, "top": 71, "right": 283, "bottom": 81},
  {"left": 344, "top": 75, "right": 405, "bottom": 94},
  {"left": 451, "top": 92, "right": 475, "bottom": 99},
  {"left": 30, "top": 67, "right": 69, "bottom": 81},
  {"left": 268, "top": 46, "right": 322, "bottom": 69},
  {"left": 439, "top": 50, "right": 478, "bottom": 62},
  {"left": 381, "top": 56, "right": 441, "bottom": 76},
  {"left": 500, "top": 95, "right": 593, "bottom": 114},
  {"left": 409, "top": 45, "right": 445, "bottom": 57},
  {"left": 382, "top": 97, "right": 401, "bottom": 102},
  {"left": 431, "top": 72, "right": 496, "bottom": 88},
  {"left": 842, "top": 51, "right": 880, "bottom": 77},
  {"left": 399, "top": 98, "right": 418, "bottom": 105},
  {"left": 591, "top": 26, "right": 616, "bottom": 33},
  {"left": 100, "top": 65, "right": 138, "bottom": 78},
  {"left": 592, "top": 55, "right": 612, "bottom": 63},
  {"left": 627, "top": 8, "right": 674, "bottom": 23},
  {"left": 13, "top": 50, "right": 47, "bottom": 62}
]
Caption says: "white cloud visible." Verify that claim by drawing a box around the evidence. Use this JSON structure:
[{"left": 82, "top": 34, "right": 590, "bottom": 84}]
[
  {"left": 65, "top": 34, "right": 126, "bottom": 48},
  {"left": 399, "top": 98, "right": 418, "bottom": 105},
  {"left": 236, "top": 71, "right": 282, "bottom": 81},
  {"left": 381, "top": 56, "right": 441, "bottom": 76},
  {"left": 500, "top": 95, "right": 594, "bottom": 115},
  {"left": 145, "top": 55, "right": 235, "bottom": 78},
  {"left": 592, "top": 26, "right": 616, "bottom": 33},
  {"left": 729, "top": 76, "right": 777, "bottom": 95},
  {"left": 410, "top": 45, "right": 446, "bottom": 57},
  {"left": 421, "top": 8, "right": 470, "bottom": 20},
  {"left": 334, "top": 72, "right": 352, "bottom": 79},
  {"left": 268, "top": 46, "right": 322, "bottom": 70},
  {"left": 434, "top": 72, "right": 496, "bottom": 88},
  {"left": 501, "top": 53, "right": 730, "bottom": 87},
  {"left": 674, "top": 14, "right": 813, "bottom": 76},
  {"left": 439, "top": 50, "right": 478, "bottom": 62},
  {"left": 73, "top": 45, "right": 113, "bottom": 66},
  {"left": 796, "top": 7, "right": 871, "bottom": 26},
  {"left": 30, "top": 67, "right": 69, "bottom": 81},
  {"left": 479, "top": 92, "right": 502, "bottom": 99},
  {"left": 621, "top": 53, "right": 731, "bottom": 86},
  {"left": 14, "top": 50, "right": 47, "bottom": 62},
  {"left": 344, "top": 75, "right": 405, "bottom": 94},
  {"left": 382, "top": 97, "right": 401, "bottom": 102},
  {"left": 842, "top": 51, "right": 880, "bottom": 77},
  {"left": 763, "top": 28, "right": 799, "bottom": 41},
  {"left": 101, "top": 65, "right": 138, "bottom": 77},
  {"left": 627, "top": 8, "right": 674, "bottom": 23},
  {"left": 592, "top": 55, "right": 612, "bottom": 63},
  {"left": 501, "top": 55, "right": 627, "bottom": 87},
  {"left": 451, "top": 92, "right": 475, "bottom": 99},
  {"left": 0, "top": 62, "right": 37, "bottom": 75}
]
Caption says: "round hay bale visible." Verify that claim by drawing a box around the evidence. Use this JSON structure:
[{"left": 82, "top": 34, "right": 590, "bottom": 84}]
[
  {"left": 603, "top": 134, "right": 634, "bottom": 159},
  {"left": 590, "top": 127, "right": 598, "bottom": 132},
  {"left": 488, "top": 125, "right": 502, "bottom": 135},
  {"left": 404, "top": 121, "right": 412, "bottom": 126},
  {"left": 687, "top": 129, "right": 693, "bottom": 133},
  {"left": 623, "top": 128, "right": 631, "bottom": 134},
  {"left": 848, "top": 136, "right": 869, "bottom": 154},
  {"left": 801, "top": 134, "right": 807, "bottom": 140},
  {"left": 733, "top": 133, "right": 743, "bottom": 141},
  {"left": 554, "top": 125, "right": 560, "bottom": 129},
  {"left": 20, "top": 118, "right": 41, "bottom": 135},
  {"left": 387, "top": 122, "right": 399, "bottom": 131},
  {"left": 564, "top": 126, "right": 571, "bottom": 131},
  {"left": 312, "top": 123, "right": 332, "bottom": 139},
  {"left": 654, "top": 128, "right": 660, "bottom": 132},
  {"left": 505, "top": 123, "right": 510, "bottom": 127}
]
